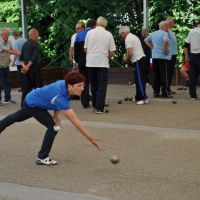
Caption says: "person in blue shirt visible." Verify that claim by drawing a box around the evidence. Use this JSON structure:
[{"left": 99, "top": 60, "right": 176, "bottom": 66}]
[
  {"left": 145, "top": 21, "right": 172, "bottom": 98},
  {"left": 74, "top": 19, "right": 96, "bottom": 108},
  {"left": 0, "top": 71, "right": 101, "bottom": 165},
  {"left": 166, "top": 17, "right": 178, "bottom": 95},
  {"left": 12, "top": 31, "right": 27, "bottom": 92}
]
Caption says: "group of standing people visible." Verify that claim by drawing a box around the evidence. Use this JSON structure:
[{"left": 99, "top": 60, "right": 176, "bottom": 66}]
[
  {"left": 70, "top": 16, "right": 200, "bottom": 109},
  {"left": 0, "top": 17, "right": 200, "bottom": 166},
  {"left": 0, "top": 28, "right": 43, "bottom": 107},
  {"left": 70, "top": 16, "right": 116, "bottom": 113},
  {"left": 144, "top": 18, "right": 178, "bottom": 98},
  {"left": 71, "top": 16, "right": 151, "bottom": 108}
]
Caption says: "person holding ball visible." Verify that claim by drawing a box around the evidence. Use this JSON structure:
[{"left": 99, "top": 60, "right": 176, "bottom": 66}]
[{"left": 0, "top": 71, "right": 101, "bottom": 165}]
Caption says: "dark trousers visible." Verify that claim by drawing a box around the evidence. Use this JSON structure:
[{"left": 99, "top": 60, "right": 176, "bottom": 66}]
[
  {"left": 167, "top": 55, "right": 177, "bottom": 91},
  {"left": 145, "top": 57, "right": 151, "bottom": 84},
  {"left": 133, "top": 57, "right": 147, "bottom": 101},
  {"left": 152, "top": 59, "right": 170, "bottom": 96},
  {"left": 17, "top": 65, "right": 24, "bottom": 90},
  {"left": 0, "top": 67, "right": 11, "bottom": 102},
  {"left": 189, "top": 53, "right": 200, "bottom": 98},
  {"left": 0, "top": 103, "right": 57, "bottom": 159},
  {"left": 21, "top": 69, "right": 43, "bottom": 107},
  {"left": 88, "top": 67, "right": 108, "bottom": 110},
  {"left": 79, "top": 66, "right": 90, "bottom": 108}
]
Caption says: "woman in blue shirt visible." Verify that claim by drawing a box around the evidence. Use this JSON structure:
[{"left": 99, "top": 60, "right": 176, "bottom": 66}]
[{"left": 0, "top": 71, "right": 101, "bottom": 165}]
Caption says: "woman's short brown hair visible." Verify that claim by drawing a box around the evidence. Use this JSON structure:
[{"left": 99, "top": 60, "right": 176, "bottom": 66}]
[{"left": 64, "top": 71, "right": 85, "bottom": 85}]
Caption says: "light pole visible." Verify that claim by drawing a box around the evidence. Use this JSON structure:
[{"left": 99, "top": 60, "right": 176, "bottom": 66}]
[
  {"left": 143, "top": 0, "right": 149, "bottom": 28},
  {"left": 20, "top": 0, "right": 27, "bottom": 38}
]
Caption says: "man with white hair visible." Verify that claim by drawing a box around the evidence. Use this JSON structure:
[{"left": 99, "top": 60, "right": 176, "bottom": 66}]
[
  {"left": 0, "top": 27, "right": 20, "bottom": 105},
  {"left": 19, "top": 28, "right": 43, "bottom": 107},
  {"left": 145, "top": 21, "right": 172, "bottom": 98},
  {"left": 166, "top": 17, "right": 178, "bottom": 95},
  {"left": 84, "top": 16, "right": 116, "bottom": 114},
  {"left": 119, "top": 26, "right": 148, "bottom": 105}
]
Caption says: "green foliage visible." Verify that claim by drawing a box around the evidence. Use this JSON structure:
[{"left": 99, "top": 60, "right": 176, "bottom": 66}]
[
  {"left": 1, "top": 0, "right": 200, "bottom": 68},
  {"left": 149, "top": 0, "right": 200, "bottom": 64},
  {"left": 0, "top": 0, "right": 20, "bottom": 22},
  {"left": 23, "top": 0, "right": 145, "bottom": 67}
]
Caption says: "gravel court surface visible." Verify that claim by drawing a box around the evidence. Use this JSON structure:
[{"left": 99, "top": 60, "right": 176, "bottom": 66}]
[{"left": 0, "top": 85, "right": 200, "bottom": 200}]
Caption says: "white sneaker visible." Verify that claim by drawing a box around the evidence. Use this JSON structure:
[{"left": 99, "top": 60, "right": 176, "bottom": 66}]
[
  {"left": 132, "top": 84, "right": 136, "bottom": 88},
  {"left": 144, "top": 99, "right": 149, "bottom": 104},
  {"left": 136, "top": 100, "right": 145, "bottom": 105},
  {"left": 36, "top": 157, "right": 58, "bottom": 166},
  {"left": 146, "top": 83, "right": 150, "bottom": 87},
  {"left": 4, "top": 99, "right": 16, "bottom": 104},
  {"left": 190, "top": 98, "right": 198, "bottom": 101}
]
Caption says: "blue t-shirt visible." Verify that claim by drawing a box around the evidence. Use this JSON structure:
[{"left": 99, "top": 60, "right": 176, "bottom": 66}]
[
  {"left": 13, "top": 37, "right": 27, "bottom": 65},
  {"left": 75, "top": 28, "right": 91, "bottom": 43},
  {"left": 25, "top": 80, "right": 71, "bottom": 110},
  {"left": 168, "top": 29, "right": 177, "bottom": 55},
  {"left": 145, "top": 30, "right": 171, "bottom": 60}
]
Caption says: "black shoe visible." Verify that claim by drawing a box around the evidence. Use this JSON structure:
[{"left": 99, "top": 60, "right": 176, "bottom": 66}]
[
  {"left": 153, "top": 93, "right": 161, "bottom": 98},
  {"left": 168, "top": 90, "right": 176, "bottom": 95},
  {"left": 83, "top": 105, "right": 91, "bottom": 109},
  {"left": 4, "top": 99, "right": 16, "bottom": 104},
  {"left": 95, "top": 109, "right": 109, "bottom": 114}
]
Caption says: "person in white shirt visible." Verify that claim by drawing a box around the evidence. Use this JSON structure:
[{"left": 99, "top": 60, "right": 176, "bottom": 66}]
[
  {"left": 69, "top": 22, "right": 85, "bottom": 70},
  {"left": 119, "top": 26, "right": 148, "bottom": 105},
  {"left": 68, "top": 22, "right": 85, "bottom": 100},
  {"left": 166, "top": 17, "right": 178, "bottom": 95},
  {"left": 84, "top": 16, "right": 116, "bottom": 114},
  {"left": 185, "top": 19, "right": 200, "bottom": 100}
]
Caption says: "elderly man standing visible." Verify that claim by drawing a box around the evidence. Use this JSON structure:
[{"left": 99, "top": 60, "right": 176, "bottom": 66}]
[
  {"left": 119, "top": 26, "right": 148, "bottom": 105},
  {"left": 12, "top": 31, "right": 27, "bottom": 92},
  {"left": 69, "top": 22, "right": 85, "bottom": 71},
  {"left": 139, "top": 27, "right": 152, "bottom": 86},
  {"left": 185, "top": 19, "right": 200, "bottom": 100},
  {"left": 166, "top": 17, "right": 178, "bottom": 95},
  {"left": 84, "top": 16, "right": 116, "bottom": 114},
  {"left": 0, "top": 28, "right": 20, "bottom": 105},
  {"left": 145, "top": 21, "right": 172, "bottom": 98},
  {"left": 19, "top": 28, "right": 43, "bottom": 107},
  {"left": 74, "top": 20, "right": 96, "bottom": 108}
]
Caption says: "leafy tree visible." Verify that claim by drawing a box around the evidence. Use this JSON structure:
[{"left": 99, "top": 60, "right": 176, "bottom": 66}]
[
  {"left": 0, "top": 0, "right": 20, "bottom": 22},
  {"left": 1, "top": 0, "right": 200, "bottom": 68},
  {"left": 149, "top": 0, "right": 200, "bottom": 63}
]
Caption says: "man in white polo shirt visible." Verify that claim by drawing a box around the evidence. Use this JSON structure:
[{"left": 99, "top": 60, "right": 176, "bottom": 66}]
[
  {"left": 119, "top": 26, "right": 148, "bottom": 105},
  {"left": 185, "top": 19, "right": 200, "bottom": 100},
  {"left": 84, "top": 16, "right": 116, "bottom": 114}
]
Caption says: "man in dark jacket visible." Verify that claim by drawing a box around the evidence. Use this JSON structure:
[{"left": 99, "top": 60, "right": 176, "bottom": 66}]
[
  {"left": 74, "top": 20, "right": 96, "bottom": 108},
  {"left": 19, "top": 28, "right": 43, "bottom": 106},
  {"left": 139, "top": 27, "right": 152, "bottom": 85}
]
